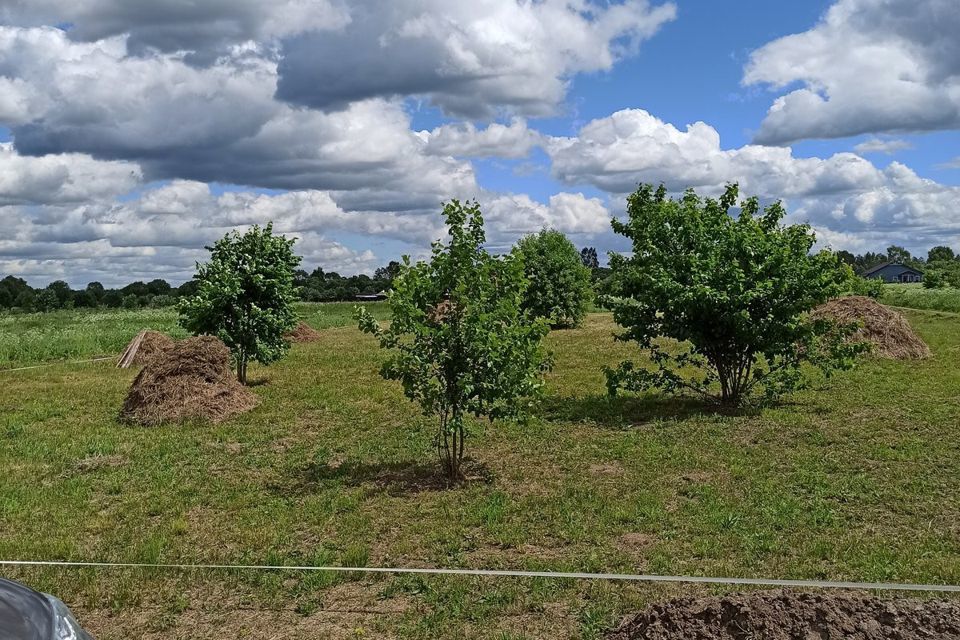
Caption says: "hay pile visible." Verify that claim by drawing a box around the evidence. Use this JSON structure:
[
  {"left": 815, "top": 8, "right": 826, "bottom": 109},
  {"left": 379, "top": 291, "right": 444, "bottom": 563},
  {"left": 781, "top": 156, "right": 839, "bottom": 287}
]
[
  {"left": 285, "top": 321, "right": 322, "bottom": 343},
  {"left": 117, "top": 330, "right": 175, "bottom": 368},
  {"left": 811, "top": 295, "right": 931, "bottom": 359},
  {"left": 119, "top": 336, "right": 258, "bottom": 426}
]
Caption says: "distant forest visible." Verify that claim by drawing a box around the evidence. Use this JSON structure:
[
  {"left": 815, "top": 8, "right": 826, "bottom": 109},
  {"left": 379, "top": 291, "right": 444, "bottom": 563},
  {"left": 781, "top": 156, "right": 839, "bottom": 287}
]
[{"left": 2, "top": 244, "right": 957, "bottom": 312}]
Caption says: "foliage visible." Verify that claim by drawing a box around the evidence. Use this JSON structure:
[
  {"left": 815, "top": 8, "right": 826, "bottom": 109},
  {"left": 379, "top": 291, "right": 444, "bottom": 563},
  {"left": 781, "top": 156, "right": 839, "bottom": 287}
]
[
  {"left": 179, "top": 223, "right": 301, "bottom": 384},
  {"left": 881, "top": 283, "right": 960, "bottom": 313},
  {"left": 580, "top": 246, "right": 600, "bottom": 269},
  {"left": 844, "top": 270, "right": 884, "bottom": 299},
  {"left": 928, "top": 246, "right": 956, "bottom": 263},
  {"left": 357, "top": 200, "right": 550, "bottom": 479},
  {"left": 603, "top": 183, "right": 865, "bottom": 406},
  {"left": 513, "top": 229, "right": 594, "bottom": 328},
  {"left": 923, "top": 269, "right": 946, "bottom": 289}
]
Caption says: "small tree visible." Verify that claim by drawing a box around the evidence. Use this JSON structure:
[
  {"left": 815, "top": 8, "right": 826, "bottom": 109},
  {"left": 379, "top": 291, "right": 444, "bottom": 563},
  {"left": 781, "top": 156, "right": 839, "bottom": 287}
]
[
  {"left": 179, "top": 223, "right": 300, "bottom": 384},
  {"left": 928, "top": 246, "right": 955, "bottom": 263},
  {"left": 513, "top": 229, "right": 594, "bottom": 328},
  {"left": 604, "top": 183, "right": 864, "bottom": 406},
  {"left": 357, "top": 200, "right": 550, "bottom": 480},
  {"left": 580, "top": 246, "right": 600, "bottom": 269}
]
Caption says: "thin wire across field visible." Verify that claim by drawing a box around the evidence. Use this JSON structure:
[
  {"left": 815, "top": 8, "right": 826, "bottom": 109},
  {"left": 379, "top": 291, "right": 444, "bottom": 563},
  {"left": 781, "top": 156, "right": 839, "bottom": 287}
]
[{"left": 3, "top": 559, "right": 959, "bottom": 593}]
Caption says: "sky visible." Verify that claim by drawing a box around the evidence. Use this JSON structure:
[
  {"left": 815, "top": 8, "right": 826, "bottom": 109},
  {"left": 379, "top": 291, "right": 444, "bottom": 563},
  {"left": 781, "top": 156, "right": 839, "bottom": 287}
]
[{"left": 1, "top": 0, "right": 959, "bottom": 287}]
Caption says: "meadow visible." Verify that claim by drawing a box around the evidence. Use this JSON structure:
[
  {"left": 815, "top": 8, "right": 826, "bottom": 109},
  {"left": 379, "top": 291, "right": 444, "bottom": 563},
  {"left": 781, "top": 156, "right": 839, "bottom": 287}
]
[
  {"left": 1, "top": 298, "right": 959, "bottom": 638},
  {"left": 881, "top": 282, "right": 960, "bottom": 313}
]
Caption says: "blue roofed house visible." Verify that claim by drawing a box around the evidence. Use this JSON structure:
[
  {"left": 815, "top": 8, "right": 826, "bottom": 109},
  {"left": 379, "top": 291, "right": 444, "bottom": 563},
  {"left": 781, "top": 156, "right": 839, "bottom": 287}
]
[{"left": 863, "top": 262, "right": 923, "bottom": 283}]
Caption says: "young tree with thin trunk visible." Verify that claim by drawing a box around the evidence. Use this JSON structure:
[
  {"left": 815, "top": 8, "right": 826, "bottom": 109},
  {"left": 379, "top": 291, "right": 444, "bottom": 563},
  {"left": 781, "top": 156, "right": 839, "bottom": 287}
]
[
  {"left": 179, "top": 223, "right": 300, "bottom": 384},
  {"left": 358, "top": 200, "right": 550, "bottom": 480}
]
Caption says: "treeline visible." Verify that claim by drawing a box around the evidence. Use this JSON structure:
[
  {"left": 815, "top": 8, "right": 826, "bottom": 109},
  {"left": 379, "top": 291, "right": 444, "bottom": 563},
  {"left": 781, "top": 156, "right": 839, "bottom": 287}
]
[
  {"left": 0, "top": 264, "right": 404, "bottom": 312},
  {"left": 0, "top": 276, "right": 196, "bottom": 312}
]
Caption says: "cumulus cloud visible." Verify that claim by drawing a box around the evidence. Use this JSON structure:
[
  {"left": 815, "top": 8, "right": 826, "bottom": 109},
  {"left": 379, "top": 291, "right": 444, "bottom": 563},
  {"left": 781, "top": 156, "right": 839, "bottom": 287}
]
[
  {"left": 0, "top": 26, "right": 477, "bottom": 216},
  {"left": 543, "top": 108, "right": 960, "bottom": 252},
  {"left": 422, "top": 119, "right": 543, "bottom": 159},
  {"left": 0, "top": 143, "right": 141, "bottom": 206},
  {"left": 0, "top": 0, "right": 350, "bottom": 59},
  {"left": 276, "top": 0, "right": 676, "bottom": 117},
  {"left": 743, "top": 0, "right": 960, "bottom": 144},
  {"left": 482, "top": 191, "right": 610, "bottom": 249},
  {"left": 853, "top": 138, "right": 913, "bottom": 155}
]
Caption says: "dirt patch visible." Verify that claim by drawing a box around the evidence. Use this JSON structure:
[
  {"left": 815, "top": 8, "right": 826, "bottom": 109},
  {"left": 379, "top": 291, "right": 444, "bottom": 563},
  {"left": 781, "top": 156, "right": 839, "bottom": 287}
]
[
  {"left": 74, "top": 454, "right": 129, "bottom": 473},
  {"left": 608, "top": 589, "right": 960, "bottom": 640},
  {"left": 812, "top": 296, "right": 931, "bottom": 359},
  {"left": 119, "top": 336, "right": 258, "bottom": 426},
  {"left": 286, "top": 321, "right": 323, "bottom": 343},
  {"left": 590, "top": 462, "right": 625, "bottom": 476}
]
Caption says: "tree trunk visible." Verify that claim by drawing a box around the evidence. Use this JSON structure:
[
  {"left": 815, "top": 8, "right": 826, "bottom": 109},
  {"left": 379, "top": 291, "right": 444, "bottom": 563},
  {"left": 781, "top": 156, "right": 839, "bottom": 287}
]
[{"left": 237, "top": 356, "right": 247, "bottom": 385}]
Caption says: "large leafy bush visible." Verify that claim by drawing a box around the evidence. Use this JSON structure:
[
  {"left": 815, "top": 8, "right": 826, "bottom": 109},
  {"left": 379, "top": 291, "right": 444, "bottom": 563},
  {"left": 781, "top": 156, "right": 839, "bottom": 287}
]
[
  {"left": 513, "top": 229, "right": 594, "bottom": 328},
  {"left": 604, "top": 183, "right": 862, "bottom": 406}
]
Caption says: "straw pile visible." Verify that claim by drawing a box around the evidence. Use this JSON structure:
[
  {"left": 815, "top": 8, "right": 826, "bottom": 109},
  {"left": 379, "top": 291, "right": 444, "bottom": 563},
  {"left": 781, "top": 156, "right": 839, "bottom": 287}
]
[
  {"left": 811, "top": 295, "right": 931, "bottom": 359},
  {"left": 285, "top": 321, "right": 322, "bottom": 343},
  {"left": 119, "top": 336, "right": 257, "bottom": 425},
  {"left": 117, "top": 330, "right": 175, "bottom": 368}
]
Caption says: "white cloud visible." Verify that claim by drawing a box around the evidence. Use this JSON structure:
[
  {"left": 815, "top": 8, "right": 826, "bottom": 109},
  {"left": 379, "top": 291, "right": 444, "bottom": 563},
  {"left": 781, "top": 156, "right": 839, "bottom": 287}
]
[
  {"left": 0, "top": 26, "right": 477, "bottom": 215},
  {"left": 276, "top": 0, "right": 676, "bottom": 117},
  {"left": 543, "top": 108, "right": 960, "bottom": 253},
  {"left": 743, "top": 0, "right": 960, "bottom": 144},
  {"left": 853, "top": 138, "right": 913, "bottom": 155},
  {"left": 422, "top": 119, "right": 542, "bottom": 159},
  {"left": 0, "top": 0, "right": 350, "bottom": 59},
  {"left": 0, "top": 143, "right": 141, "bottom": 206}
]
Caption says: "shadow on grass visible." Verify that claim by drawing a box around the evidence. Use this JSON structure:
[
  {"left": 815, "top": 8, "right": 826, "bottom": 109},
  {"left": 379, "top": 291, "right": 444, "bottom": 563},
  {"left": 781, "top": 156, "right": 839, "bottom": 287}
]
[
  {"left": 540, "top": 393, "right": 761, "bottom": 429},
  {"left": 282, "top": 458, "right": 494, "bottom": 497}
]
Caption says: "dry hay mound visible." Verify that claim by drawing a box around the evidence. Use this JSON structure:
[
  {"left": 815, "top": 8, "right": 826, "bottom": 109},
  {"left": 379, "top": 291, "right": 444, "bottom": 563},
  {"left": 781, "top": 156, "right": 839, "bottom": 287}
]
[
  {"left": 811, "top": 295, "right": 931, "bottom": 359},
  {"left": 130, "top": 330, "right": 174, "bottom": 365},
  {"left": 608, "top": 590, "right": 960, "bottom": 640},
  {"left": 285, "top": 321, "right": 322, "bottom": 343},
  {"left": 119, "top": 336, "right": 258, "bottom": 426}
]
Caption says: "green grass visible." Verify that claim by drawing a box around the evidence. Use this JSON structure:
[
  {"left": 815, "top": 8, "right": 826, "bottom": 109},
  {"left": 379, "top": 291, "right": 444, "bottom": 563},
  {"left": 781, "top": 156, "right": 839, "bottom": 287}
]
[
  {"left": 881, "top": 283, "right": 960, "bottom": 313},
  {"left": 1, "top": 308, "right": 958, "bottom": 638},
  {"left": 0, "top": 302, "right": 388, "bottom": 368}
]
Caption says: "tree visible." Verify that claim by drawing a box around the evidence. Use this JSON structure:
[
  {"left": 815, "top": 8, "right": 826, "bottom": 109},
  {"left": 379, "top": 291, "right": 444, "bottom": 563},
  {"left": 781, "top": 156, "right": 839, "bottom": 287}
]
[
  {"left": 513, "top": 229, "right": 594, "bottom": 328},
  {"left": 580, "top": 246, "right": 600, "bottom": 269},
  {"left": 928, "top": 246, "right": 956, "bottom": 263},
  {"left": 47, "top": 280, "right": 73, "bottom": 308},
  {"left": 357, "top": 200, "right": 550, "bottom": 480},
  {"left": 179, "top": 223, "right": 301, "bottom": 384},
  {"left": 146, "top": 279, "right": 172, "bottom": 296},
  {"left": 34, "top": 288, "right": 60, "bottom": 312},
  {"left": 886, "top": 245, "right": 912, "bottom": 264},
  {"left": 604, "top": 183, "right": 864, "bottom": 406},
  {"left": 835, "top": 250, "right": 856, "bottom": 266}
]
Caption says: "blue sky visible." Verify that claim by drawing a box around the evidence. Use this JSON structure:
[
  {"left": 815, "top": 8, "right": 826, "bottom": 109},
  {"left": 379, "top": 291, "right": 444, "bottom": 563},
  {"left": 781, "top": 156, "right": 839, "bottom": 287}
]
[{"left": 1, "top": 0, "right": 958, "bottom": 286}]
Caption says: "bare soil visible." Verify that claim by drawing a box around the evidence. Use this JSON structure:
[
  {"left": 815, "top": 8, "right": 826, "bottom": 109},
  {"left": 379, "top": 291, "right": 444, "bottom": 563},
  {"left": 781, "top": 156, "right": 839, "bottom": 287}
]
[{"left": 608, "top": 589, "right": 960, "bottom": 640}]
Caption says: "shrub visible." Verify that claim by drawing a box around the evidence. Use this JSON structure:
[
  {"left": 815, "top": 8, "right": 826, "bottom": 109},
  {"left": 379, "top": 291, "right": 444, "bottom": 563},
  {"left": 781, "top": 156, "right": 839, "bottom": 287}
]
[
  {"left": 847, "top": 273, "right": 884, "bottom": 298},
  {"left": 179, "top": 223, "right": 300, "bottom": 384},
  {"left": 358, "top": 200, "right": 550, "bottom": 479},
  {"left": 923, "top": 269, "right": 946, "bottom": 289},
  {"left": 604, "top": 183, "right": 864, "bottom": 406},
  {"left": 513, "top": 229, "right": 593, "bottom": 328}
]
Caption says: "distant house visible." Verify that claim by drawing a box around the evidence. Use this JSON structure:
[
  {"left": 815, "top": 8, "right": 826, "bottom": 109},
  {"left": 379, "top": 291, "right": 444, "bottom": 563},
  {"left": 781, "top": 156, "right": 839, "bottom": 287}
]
[
  {"left": 863, "top": 262, "right": 923, "bottom": 283},
  {"left": 355, "top": 291, "right": 388, "bottom": 301}
]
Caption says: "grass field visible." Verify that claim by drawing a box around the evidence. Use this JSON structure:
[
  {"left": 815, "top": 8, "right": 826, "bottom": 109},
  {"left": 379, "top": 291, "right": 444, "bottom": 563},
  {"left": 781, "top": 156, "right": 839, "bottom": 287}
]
[
  {"left": 881, "top": 283, "right": 960, "bottom": 313},
  {"left": 1, "top": 305, "right": 959, "bottom": 638}
]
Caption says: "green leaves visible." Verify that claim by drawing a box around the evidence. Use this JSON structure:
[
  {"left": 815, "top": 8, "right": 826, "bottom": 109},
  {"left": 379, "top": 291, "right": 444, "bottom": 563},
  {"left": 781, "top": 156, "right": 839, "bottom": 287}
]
[
  {"left": 357, "top": 200, "right": 550, "bottom": 478},
  {"left": 513, "top": 229, "right": 594, "bottom": 329},
  {"left": 605, "top": 183, "right": 860, "bottom": 405},
  {"left": 178, "top": 222, "right": 301, "bottom": 383}
]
